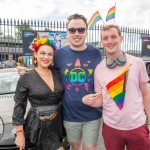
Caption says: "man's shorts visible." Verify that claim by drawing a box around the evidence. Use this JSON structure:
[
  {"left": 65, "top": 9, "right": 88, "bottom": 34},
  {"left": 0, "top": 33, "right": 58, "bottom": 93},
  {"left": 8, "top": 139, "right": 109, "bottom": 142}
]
[{"left": 64, "top": 118, "right": 101, "bottom": 145}]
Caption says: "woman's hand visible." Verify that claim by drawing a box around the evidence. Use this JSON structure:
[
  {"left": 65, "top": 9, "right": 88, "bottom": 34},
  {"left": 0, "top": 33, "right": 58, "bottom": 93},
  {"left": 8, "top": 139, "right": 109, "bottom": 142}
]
[
  {"left": 17, "top": 66, "right": 28, "bottom": 76},
  {"left": 15, "top": 133, "right": 25, "bottom": 150}
]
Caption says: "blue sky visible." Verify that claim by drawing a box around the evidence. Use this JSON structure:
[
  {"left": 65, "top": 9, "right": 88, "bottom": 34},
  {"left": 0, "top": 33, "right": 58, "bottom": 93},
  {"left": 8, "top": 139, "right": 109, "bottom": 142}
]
[{"left": 0, "top": 0, "right": 150, "bottom": 30}]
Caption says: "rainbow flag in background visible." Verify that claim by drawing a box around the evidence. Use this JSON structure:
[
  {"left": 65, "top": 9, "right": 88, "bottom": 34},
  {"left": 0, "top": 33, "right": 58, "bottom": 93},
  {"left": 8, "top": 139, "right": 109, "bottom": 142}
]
[
  {"left": 88, "top": 10, "right": 102, "bottom": 29},
  {"left": 106, "top": 6, "right": 115, "bottom": 22},
  {"left": 106, "top": 64, "right": 132, "bottom": 110}
]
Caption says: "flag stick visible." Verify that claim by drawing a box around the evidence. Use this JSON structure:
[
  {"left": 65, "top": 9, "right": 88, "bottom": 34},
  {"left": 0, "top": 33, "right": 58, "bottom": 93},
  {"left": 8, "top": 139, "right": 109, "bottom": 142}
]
[
  {"left": 114, "top": 3, "right": 116, "bottom": 24},
  {"left": 100, "top": 14, "right": 105, "bottom": 25}
]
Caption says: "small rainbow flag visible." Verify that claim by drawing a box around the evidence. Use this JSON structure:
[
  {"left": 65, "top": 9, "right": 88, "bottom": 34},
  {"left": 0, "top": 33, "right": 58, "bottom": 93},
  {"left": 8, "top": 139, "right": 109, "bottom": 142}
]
[
  {"left": 88, "top": 11, "right": 102, "bottom": 29},
  {"left": 106, "top": 64, "right": 132, "bottom": 110},
  {"left": 106, "top": 6, "right": 115, "bottom": 22}
]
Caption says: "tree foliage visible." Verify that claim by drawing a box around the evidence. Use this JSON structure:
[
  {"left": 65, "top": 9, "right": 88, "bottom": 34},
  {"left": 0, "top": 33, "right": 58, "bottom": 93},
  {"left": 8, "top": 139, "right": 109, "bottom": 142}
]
[
  {"left": 44, "top": 27, "right": 51, "bottom": 31},
  {"left": 0, "top": 32, "right": 3, "bottom": 37},
  {"left": 15, "top": 24, "right": 33, "bottom": 39}
]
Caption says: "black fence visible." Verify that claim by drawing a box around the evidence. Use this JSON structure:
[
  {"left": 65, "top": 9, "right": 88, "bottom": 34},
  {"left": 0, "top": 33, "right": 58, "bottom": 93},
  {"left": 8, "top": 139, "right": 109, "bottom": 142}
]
[{"left": 0, "top": 18, "right": 150, "bottom": 64}]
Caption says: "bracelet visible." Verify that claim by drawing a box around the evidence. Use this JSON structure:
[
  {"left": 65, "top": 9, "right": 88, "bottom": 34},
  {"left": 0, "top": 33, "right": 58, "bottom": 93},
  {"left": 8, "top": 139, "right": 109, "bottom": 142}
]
[{"left": 16, "top": 129, "right": 24, "bottom": 133}]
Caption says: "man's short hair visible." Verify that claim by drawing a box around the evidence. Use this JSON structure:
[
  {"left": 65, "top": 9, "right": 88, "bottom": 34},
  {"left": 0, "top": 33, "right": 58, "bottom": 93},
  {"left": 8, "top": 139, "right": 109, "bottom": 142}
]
[
  {"left": 101, "top": 24, "right": 122, "bottom": 37},
  {"left": 67, "top": 14, "right": 88, "bottom": 28},
  {"left": 8, "top": 54, "right": 13, "bottom": 58}
]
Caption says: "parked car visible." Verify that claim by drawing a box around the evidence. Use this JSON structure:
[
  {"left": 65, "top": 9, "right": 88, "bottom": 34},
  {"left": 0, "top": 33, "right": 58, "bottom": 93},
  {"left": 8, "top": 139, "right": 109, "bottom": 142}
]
[
  {"left": 0, "top": 68, "right": 19, "bottom": 149},
  {"left": 0, "top": 62, "right": 4, "bottom": 69},
  {"left": 0, "top": 68, "right": 69, "bottom": 150}
]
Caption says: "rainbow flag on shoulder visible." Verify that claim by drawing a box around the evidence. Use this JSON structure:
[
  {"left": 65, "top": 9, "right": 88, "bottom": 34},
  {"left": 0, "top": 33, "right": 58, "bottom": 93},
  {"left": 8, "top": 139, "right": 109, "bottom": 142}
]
[
  {"left": 106, "top": 64, "right": 132, "bottom": 110},
  {"left": 88, "top": 10, "right": 102, "bottom": 29}
]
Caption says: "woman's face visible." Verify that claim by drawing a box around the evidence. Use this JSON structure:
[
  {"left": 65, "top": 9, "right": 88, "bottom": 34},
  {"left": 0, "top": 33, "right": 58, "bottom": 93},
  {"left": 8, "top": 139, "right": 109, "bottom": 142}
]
[{"left": 35, "top": 44, "right": 54, "bottom": 69}]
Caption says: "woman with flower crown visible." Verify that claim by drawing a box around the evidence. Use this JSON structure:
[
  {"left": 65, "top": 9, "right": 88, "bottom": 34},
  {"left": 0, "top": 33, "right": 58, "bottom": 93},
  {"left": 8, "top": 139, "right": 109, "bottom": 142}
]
[{"left": 12, "top": 37, "right": 64, "bottom": 150}]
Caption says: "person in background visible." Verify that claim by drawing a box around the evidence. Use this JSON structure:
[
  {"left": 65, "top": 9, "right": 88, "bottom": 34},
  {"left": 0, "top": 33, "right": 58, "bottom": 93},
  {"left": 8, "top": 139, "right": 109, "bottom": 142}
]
[
  {"left": 17, "top": 14, "right": 103, "bottom": 150},
  {"left": 85, "top": 24, "right": 150, "bottom": 150},
  {"left": 12, "top": 37, "right": 64, "bottom": 150},
  {"left": 17, "top": 56, "right": 26, "bottom": 67},
  {"left": 3, "top": 54, "right": 17, "bottom": 68}
]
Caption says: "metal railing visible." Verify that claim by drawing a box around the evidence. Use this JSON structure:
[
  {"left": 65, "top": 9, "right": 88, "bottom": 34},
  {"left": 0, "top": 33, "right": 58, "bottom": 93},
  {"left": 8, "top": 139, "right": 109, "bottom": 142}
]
[{"left": 0, "top": 18, "right": 150, "bottom": 63}]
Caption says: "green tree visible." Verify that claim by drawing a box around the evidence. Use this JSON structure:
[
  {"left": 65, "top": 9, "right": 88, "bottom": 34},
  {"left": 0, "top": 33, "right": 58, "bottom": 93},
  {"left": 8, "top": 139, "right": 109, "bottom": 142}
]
[
  {"left": 4, "top": 35, "right": 15, "bottom": 40},
  {"left": 44, "top": 28, "right": 51, "bottom": 31},
  {"left": 15, "top": 24, "right": 33, "bottom": 39},
  {"left": 0, "top": 33, "right": 14, "bottom": 39},
  {"left": 0, "top": 32, "right": 3, "bottom": 37}
]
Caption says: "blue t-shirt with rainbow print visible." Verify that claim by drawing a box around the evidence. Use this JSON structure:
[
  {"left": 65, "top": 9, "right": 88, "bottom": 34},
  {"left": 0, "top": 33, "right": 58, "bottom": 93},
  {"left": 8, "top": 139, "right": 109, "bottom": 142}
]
[{"left": 54, "top": 45, "right": 102, "bottom": 122}]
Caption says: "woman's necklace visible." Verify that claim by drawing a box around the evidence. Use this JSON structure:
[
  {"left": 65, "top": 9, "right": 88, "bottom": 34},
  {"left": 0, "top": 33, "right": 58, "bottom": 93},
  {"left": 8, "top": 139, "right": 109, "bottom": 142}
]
[
  {"left": 35, "top": 69, "right": 51, "bottom": 77},
  {"left": 38, "top": 72, "right": 50, "bottom": 77}
]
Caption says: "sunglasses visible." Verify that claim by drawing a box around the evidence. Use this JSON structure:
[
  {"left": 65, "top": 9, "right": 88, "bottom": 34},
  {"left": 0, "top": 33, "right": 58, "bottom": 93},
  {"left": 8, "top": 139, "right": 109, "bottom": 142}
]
[{"left": 67, "top": 27, "right": 87, "bottom": 34}]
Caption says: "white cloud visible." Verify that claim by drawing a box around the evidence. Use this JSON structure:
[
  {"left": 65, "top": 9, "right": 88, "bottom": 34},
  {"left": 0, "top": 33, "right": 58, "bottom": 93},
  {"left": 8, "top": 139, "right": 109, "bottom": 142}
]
[
  {"left": 0, "top": 0, "right": 150, "bottom": 30},
  {"left": 0, "top": 0, "right": 55, "bottom": 20},
  {"left": 115, "top": 0, "right": 150, "bottom": 29}
]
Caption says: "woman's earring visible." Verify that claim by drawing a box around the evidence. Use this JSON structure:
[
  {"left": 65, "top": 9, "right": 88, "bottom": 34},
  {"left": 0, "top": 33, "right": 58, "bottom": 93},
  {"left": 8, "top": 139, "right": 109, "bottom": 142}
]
[
  {"left": 51, "top": 62, "right": 54, "bottom": 66},
  {"left": 34, "top": 58, "right": 37, "bottom": 65}
]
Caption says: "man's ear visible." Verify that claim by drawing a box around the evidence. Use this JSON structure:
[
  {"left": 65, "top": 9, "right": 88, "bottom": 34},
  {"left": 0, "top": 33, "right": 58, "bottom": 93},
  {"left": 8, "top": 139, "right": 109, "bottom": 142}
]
[
  {"left": 86, "top": 29, "right": 88, "bottom": 36},
  {"left": 66, "top": 30, "right": 69, "bottom": 38},
  {"left": 120, "top": 36, "right": 123, "bottom": 43}
]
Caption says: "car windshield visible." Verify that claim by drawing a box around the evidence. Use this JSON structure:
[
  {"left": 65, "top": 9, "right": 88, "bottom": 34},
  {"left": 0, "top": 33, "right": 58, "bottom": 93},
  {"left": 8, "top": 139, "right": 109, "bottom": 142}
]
[{"left": 0, "top": 72, "right": 19, "bottom": 94}]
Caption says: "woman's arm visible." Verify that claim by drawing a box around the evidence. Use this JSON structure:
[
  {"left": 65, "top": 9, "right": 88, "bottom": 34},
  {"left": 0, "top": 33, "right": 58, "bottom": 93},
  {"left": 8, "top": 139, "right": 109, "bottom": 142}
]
[
  {"left": 15, "top": 125, "right": 25, "bottom": 150},
  {"left": 12, "top": 75, "right": 28, "bottom": 149}
]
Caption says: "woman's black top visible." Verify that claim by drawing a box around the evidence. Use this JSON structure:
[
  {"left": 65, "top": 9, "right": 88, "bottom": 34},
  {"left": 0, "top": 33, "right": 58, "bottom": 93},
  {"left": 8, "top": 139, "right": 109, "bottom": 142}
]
[{"left": 12, "top": 69, "right": 64, "bottom": 149}]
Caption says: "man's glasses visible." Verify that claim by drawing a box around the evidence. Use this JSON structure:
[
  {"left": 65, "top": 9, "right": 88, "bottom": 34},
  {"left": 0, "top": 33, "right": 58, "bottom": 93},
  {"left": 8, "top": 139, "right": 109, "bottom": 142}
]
[{"left": 67, "top": 28, "right": 87, "bottom": 34}]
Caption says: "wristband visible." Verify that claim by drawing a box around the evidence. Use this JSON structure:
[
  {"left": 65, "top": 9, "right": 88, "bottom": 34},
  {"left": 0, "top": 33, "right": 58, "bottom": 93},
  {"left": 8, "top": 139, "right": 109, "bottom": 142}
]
[{"left": 16, "top": 129, "right": 24, "bottom": 133}]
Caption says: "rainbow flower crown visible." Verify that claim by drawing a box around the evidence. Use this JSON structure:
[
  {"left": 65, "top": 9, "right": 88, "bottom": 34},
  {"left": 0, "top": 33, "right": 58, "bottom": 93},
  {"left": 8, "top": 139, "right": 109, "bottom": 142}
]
[{"left": 32, "top": 37, "right": 57, "bottom": 52}]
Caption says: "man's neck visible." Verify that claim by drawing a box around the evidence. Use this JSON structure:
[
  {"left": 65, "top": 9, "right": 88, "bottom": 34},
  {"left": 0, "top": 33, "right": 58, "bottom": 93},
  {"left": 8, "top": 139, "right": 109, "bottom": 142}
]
[
  {"left": 107, "top": 50, "right": 123, "bottom": 59},
  {"left": 70, "top": 44, "right": 87, "bottom": 51}
]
